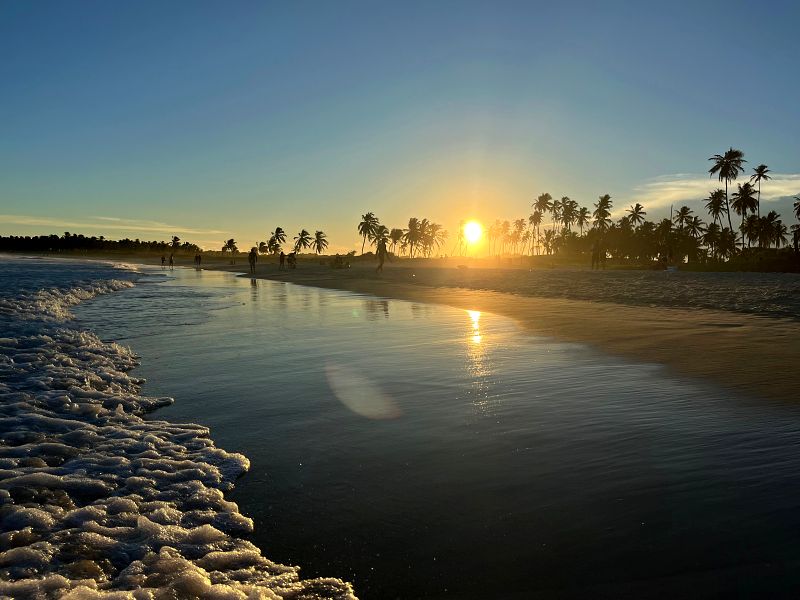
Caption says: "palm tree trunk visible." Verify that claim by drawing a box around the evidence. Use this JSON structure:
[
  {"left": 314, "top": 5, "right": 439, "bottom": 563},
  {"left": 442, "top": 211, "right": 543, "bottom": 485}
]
[
  {"left": 724, "top": 180, "right": 734, "bottom": 232},
  {"left": 361, "top": 236, "right": 366, "bottom": 255}
]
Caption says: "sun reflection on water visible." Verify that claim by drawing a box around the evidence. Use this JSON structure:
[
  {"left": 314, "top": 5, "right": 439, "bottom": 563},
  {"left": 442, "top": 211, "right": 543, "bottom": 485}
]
[{"left": 467, "top": 310, "right": 481, "bottom": 344}]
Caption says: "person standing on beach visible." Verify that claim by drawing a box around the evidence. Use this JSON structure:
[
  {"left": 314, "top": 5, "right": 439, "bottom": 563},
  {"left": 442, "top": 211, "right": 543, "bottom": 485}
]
[
  {"left": 161, "top": 255, "right": 166, "bottom": 269},
  {"left": 248, "top": 247, "right": 257, "bottom": 274},
  {"left": 168, "top": 254, "right": 174, "bottom": 270},
  {"left": 376, "top": 238, "right": 388, "bottom": 274},
  {"left": 279, "top": 251, "right": 286, "bottom": 270}
]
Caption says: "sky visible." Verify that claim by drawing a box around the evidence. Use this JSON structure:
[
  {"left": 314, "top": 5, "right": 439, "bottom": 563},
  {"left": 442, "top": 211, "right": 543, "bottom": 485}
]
[{"left": 1, "top": 0, "right": 799, "bottom": 252}]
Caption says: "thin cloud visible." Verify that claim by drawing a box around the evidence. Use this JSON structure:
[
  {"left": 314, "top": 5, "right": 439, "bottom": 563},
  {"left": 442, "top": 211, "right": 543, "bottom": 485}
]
[
  {"left": 631, "top": 173, "right": 800, "bottom": 212},
  {"left": 0, "top": 214, "right": 226, "bottom": 236}
]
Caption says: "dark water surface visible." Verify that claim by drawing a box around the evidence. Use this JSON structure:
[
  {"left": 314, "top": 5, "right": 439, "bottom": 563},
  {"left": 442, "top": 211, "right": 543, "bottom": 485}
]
[{"left": 77, "top": 267, "right": 800, "bottom": 598}]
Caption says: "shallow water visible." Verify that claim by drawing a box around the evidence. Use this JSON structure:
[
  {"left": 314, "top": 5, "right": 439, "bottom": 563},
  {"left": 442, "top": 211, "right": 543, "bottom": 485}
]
[{"left": 74, "top": 266, "right": 800, "bottom": 598}]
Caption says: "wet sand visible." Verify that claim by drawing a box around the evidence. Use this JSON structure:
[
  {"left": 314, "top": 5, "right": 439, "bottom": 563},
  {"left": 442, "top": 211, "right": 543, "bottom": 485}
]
[{"left": 211, "top": 261, "right": 800, "bottom": 404}]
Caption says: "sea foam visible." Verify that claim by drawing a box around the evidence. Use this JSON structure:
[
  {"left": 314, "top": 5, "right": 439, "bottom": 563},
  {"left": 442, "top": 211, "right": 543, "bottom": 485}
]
[{"left": 0, "top": 274, "right": 356, "bottom": 599}]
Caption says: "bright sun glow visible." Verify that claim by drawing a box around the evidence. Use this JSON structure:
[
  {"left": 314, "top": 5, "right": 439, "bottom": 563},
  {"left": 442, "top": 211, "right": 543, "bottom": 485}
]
[{"left": 464, "top": 220, "right": 483, "bottom": 244}]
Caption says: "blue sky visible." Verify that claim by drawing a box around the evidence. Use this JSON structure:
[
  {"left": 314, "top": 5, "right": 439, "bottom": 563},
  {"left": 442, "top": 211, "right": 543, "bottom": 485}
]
[{"left": 1, "top": 0, "right": 799, "bottom": 251}]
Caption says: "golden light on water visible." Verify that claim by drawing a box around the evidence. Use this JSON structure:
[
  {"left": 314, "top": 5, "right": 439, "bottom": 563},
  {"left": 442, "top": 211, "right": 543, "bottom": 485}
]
[
  {"left": 464, "top": 220, "right": 483, "bottom": 244},
  {"left": 467, "top": 309, "right": 482, "bottom": 344}
]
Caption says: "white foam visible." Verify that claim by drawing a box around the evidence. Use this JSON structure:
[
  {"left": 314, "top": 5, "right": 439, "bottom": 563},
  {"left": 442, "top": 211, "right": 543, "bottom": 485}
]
[{"left": 0, "top": 278, "right": 356, "bottom": 599}]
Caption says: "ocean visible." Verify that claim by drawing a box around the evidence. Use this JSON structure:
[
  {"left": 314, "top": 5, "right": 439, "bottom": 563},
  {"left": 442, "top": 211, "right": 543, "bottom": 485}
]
[{"left": 3, "top": 256, "right": 800, "bottom": 598}]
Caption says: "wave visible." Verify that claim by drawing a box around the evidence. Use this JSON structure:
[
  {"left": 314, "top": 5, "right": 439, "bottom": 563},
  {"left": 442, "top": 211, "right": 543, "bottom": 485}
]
[
  {"left": 0, "top": 277, "right": 356, "bottom": 599},
  {"left": 0, "top": 279, "right": 135, "bottom": 323}
]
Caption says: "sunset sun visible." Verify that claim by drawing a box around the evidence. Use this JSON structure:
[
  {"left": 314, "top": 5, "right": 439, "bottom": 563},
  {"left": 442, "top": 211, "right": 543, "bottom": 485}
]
[{"left": 464, "top": 220, "right": 483, "bottom": 244}]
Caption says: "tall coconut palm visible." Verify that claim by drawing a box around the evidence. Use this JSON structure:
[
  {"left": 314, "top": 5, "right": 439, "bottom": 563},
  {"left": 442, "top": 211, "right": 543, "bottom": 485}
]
[
  {"left": 529, "top": 211, "right": 543, "bottom": 254},
  {"left": 703, "top": 222, "right": 721, "bottom": 259},
  {"left": 371, "top": 224, "right": 389, "bottom": 248},
  {"left": 673, "top": 206, "right": 693, "bottom": 231},
  {"left": 686, "top": 216, "right": 705, "bottom": 239},
  {"left": 730, "top": 182, "right": 758, "bottom": 237},
  {"left": 576, "top": 207, "right": 590, "bottom": 236},
  {"left": 705, "top": 189, "right": 726, "bottom": 226},
  {"left": 593, "top": 194, "right": 613, "bottom": 233},
  {"left": 272, "top": 227, "right": 287, "bottom": 246},
  {"left": 626, "top": 203, "right": 646, "bottom": 227},
  {"left": 560, "top": 197, "right": 577, "bottom": 231},
  {"left": 293, "top": 229, "right": 312, "bottom": 252},
  {"left": 793, "top": 196, "right": 800, "bottom": 221},
  {"left": 357, "top": 213, "right": 379, "bottom": 254},
  {"left": 533, "top": 193, "right": 553, "bottom": 219},
  {"left": 500, "top": 220, "right": 510, "bottom": 254},
  {"left": 389, "top": 228, "right": 404, "bottom": 255},
  {"left": 171, "top": 236, "right": 181, "bottom": 248},
  {"left": 312, "top": 230, "right": 328, "bottom": 254},
  {"left": 403, "top": 218, "right": 421, "bottom": 258},
  {"left": 708, "top": 148, "right": 746, "bottom": 231},
  {"left": 750, "top": 164, "right": 770, "bottom": 217},
  {"left": 551, "top": 197, "right": 562, "bottom": 231}
]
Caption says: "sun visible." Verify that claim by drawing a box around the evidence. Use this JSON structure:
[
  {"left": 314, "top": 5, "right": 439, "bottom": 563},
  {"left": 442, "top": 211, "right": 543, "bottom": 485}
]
[{"left": 463, "top": 220, "right": 483, "bottom": 244}]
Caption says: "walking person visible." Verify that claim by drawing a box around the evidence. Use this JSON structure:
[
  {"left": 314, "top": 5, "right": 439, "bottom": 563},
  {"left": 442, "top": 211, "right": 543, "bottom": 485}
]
[
  {"left": 279, "top": 251, "right": 286, "bottom": 270},
  {"left": 248, "top": 247, "right": 257, "bottom": 275},
  {"left": 376, "top": 237, "right": 388, "bottom": 274},
  {"left": 161, "top": 255, "right": 166, "bottom": 269},
  {"left": 168, "top": 253, "right": 174, "bottom": 270}
]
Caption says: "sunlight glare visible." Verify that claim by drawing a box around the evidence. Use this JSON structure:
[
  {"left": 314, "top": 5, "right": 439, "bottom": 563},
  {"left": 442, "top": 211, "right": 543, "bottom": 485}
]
[
  {"left": 467, "top": 310, "right": 481, "bottom": 344},
  {"left": 464, "top": 221, "right": 483, "bottom": 244}
]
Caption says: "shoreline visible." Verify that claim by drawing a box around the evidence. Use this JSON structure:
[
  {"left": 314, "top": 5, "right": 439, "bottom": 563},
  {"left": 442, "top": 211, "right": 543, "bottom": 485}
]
[{"left": 209, "top": 262, "right": 799, "bottom": 404}]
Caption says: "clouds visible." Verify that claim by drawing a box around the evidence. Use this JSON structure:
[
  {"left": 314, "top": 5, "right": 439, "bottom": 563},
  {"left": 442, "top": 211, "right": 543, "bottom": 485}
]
[
  {"left": 0, "top": 214, "right": 225, "bottom": 237},
  {"left": 630, "top": 173, "right": 800, "bottom": 213}
]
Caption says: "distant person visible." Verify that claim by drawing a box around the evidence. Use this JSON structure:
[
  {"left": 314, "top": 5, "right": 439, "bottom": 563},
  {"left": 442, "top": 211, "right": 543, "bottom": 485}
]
[
  {"left": 376, "top": 238, "right": 388, "bottom": 274},
  {"left": 248, "top": 248, "right": 257, "bottom": 274},
  {"left": 279, "top": 251, "right": 286, "bottom": 270},
  {"left": 161, "top": 255, "right": 166, "bottom": 269},
  {"left": 168, "top": 253, "right": 174, "bottom": 270}
]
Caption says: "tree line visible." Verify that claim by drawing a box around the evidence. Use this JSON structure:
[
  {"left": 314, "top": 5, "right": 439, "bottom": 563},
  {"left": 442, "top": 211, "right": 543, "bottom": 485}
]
[
  {"left": 0, "top": 232, "right": 201, "bottom": 254},
  {"left": 357, "top": 213, "right": 448, "bottom": 258},
  {"left": 480, "top": 148, "right": 799, "bottom": 264}
]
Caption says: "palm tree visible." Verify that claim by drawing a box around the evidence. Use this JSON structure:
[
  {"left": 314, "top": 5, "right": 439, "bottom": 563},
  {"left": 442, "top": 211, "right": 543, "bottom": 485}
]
[
  {"left": 686, "top": 216, "right": 705, "bottom": 239},
  {"left": 272, "top": 227, "right": 286, "bottom": 246},
  {"left": 171, "top": 236, "right": 180, "bottom": 249},
  {"left": 551, "top": 197, "right": 562, "bottom": 231},
  {"left": 750, "top": 164, "right": 770, "bottom": 217},
  {"left": 357, "top": 213, "right": 379, "bottom": 254},
  {"left": 224, "top": 238, "right": 238, "bottom": 263},
  {"left": 500, "top": 220, "right": 510, "bottom": 254},
  {"left": 705, "top": 189, "right": 726, "bottom": 226},
  {"left": 258, "top": 241, "right": 268, "bottom": 254},
  {"left": 673, "top": 206, "right": 693, "bottom": 231},
  {"left": 533, "top": 193, "right": 553, "bottom": 219},
  {"left": 293, "top": 229, "right": 312, "bottom": 252},
  {"left": 389, "top": 228, "right": 404, "bottom": 255},
  {"left": 529, "top": 211, "right": 543, "bottom": 254},
  {"left": 403, "top": 218, "right": 421, "bottom": 258},
  {"left": 560, "top": 197, "right": 576, "bottom": 231},
  {"left": 730, "top": 182, "right": 758, "bottom": 237},
  {"left": 371, "top": 224, "right": 389, "bottom": 248},
  {"left": 576, "top": 207, "right": 590, "bottom": 236},
  {"left": 593, "top": 194, "right": 612, "bottom": 233},
  {"left": 708, "top": 147, "right": 746, "bottom": 231},
  {"left": 312, "top": 230, "right": 328, "bottom": 254},
  {"left": 626, "top": 203, "right": 646, "bottom": 227},
  {"left": 703, "top": 222, "right": 721, "bottom": 259},
  {"left": 793, "top": 196, "right": 800, "bottom": 221}
]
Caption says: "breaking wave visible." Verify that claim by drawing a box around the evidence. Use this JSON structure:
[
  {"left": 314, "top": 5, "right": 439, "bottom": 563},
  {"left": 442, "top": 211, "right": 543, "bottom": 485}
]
[{"left": 0, "top": 272, "right": 356, "bottom": 599}]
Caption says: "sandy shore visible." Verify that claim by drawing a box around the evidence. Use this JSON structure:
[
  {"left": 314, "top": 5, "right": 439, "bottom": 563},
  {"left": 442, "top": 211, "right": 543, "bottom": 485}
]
[{"left": 205, "top": 260, "right": 800, "bottom": 404}]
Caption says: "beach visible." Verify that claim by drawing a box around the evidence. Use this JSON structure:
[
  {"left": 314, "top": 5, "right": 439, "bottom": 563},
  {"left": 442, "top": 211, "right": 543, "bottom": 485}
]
[{"left": 200, "top": 259, "right": 800, "bottom": 405}]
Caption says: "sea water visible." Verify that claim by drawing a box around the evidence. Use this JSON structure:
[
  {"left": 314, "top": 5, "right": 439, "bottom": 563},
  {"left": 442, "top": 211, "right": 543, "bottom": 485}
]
[
  {"left": 4, "top": 257, "right": 800, "bottom": 598},
  {"left": 76, "top": 263, "right": 800, "bottom": 598}
]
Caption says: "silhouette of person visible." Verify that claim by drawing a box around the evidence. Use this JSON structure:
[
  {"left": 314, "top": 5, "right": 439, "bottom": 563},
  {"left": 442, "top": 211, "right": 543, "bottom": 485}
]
[
  {"left": 248, "top": 248, "right": 257, "bottom": 274},
  {"left": 376, "top": 238, "right": 388, "bottom": 273},
  {"left": 279, "top": 251, "right": 286, "bottom": 270},
  {"left": 161, "top": 255, "right": 166, "bottom": 269},
  {"left": 168, "top": 253, "right": 174, "bottom": 270}
]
